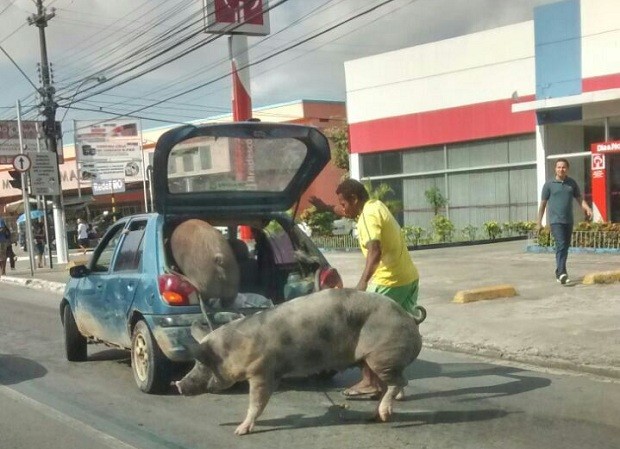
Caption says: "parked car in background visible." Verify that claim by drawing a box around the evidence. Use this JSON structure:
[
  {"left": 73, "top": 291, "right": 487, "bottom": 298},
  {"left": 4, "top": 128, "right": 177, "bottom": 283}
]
[
  {"left": 60, "top": 122, "right": 343, "bottom": 394},
  {"left": 332, "top": 217, "right": 358, "bottom": 237}
]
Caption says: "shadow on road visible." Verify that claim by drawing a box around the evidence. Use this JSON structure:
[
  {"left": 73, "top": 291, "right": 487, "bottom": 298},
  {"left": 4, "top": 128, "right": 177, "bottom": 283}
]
[
  {"left": 0, "top": 354, "right": 47, "bottom": 385},
  {"left": 221, "top": 406, "right": 509, "bottom": 434},
  {"left": 404, "top": 360, "right": 552, "bottom": 401}
]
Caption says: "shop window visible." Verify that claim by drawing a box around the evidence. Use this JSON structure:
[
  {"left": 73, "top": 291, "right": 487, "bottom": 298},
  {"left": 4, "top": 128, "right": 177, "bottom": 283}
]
[{"left": 361, "top": 152, "right": 402, "bottom": 177}]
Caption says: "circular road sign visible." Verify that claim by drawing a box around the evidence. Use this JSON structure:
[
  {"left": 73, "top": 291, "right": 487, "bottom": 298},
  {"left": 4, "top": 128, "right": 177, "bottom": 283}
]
[{"left": 12, "top": 154, "right": 32, "bottom": 172}]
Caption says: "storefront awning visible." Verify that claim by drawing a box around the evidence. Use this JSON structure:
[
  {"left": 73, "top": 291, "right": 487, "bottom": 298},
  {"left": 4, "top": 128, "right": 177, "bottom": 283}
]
[{"left": 512, "top": 88, "right": 620, "bottom": 113}]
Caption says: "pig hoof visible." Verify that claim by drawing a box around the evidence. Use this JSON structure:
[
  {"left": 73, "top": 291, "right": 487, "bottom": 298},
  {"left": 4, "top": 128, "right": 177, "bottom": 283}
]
[
  {"left": 376, "top": 407, "right": 392, "bottom": 422},
  {"left": 234, "top": 422, "right": 253, "bottom": 435},
  {"left": 174, "top": 381, "right": 183, "bottom": 395},
  {"left": 395, "top": 388, "right": 405, "bottom": 401}
]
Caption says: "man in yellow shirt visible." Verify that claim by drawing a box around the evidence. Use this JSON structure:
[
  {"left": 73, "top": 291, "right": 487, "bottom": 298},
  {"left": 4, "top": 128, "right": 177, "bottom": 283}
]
[{"left": 336, "top": 179, "right": 422, "bottom": 397}]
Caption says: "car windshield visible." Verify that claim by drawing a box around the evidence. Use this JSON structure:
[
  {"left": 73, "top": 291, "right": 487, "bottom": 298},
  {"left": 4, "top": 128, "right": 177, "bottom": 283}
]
[{"left": 167, "top": 135, "right": 307, "bottom": 194}]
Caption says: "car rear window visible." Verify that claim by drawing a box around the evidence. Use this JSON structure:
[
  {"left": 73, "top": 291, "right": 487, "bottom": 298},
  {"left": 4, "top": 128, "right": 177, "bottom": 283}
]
[{"left": 166, "top": 135, "right": 307, "bottom": 194}]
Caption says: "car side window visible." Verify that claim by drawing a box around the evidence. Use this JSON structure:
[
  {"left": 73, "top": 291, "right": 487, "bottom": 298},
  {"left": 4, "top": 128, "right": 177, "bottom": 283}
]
[
  {"left": 264, "top": 220, "right": 296, "bottom": 265},
  {"left": 113, "top": 220, "right": 147, "bottom": 272},
  {"left": 91, "top": 224, "right": 125, "bottom": 273}
]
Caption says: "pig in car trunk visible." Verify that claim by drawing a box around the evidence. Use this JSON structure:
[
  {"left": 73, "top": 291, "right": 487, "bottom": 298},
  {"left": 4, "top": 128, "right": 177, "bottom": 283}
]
[{"left": 164, "top": 215, "right": 341, "bottom": 324}]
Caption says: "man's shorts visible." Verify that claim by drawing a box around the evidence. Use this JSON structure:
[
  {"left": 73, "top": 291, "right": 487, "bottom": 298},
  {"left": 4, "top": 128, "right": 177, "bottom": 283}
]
[{"left": 366, "top": 280, "right": 419, "bottom": 314}]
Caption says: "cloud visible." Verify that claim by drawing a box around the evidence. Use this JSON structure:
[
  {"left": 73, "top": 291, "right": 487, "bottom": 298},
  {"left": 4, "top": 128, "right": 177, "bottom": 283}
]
[{"left": 1, "top": 0, "right": 556, "bottom": 127}]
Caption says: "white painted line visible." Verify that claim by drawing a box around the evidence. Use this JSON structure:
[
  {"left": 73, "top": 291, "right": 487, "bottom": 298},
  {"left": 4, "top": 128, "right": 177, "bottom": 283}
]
[{"left": 0, "top": 385, "right": 140, "bottom": 449}]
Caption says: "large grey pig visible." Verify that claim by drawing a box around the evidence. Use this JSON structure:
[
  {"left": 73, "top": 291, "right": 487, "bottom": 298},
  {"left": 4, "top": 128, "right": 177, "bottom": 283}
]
[
  {"left": 170, "top": 219, "right": 240, "bottom": 308},
  {"left": 176, "top": 288, "right": 424, "bottom": 435}
]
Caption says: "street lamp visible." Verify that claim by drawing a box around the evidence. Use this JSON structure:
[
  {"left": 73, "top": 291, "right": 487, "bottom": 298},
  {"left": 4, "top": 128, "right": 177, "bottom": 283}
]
[{"left": 59, "top": 75, "right": 106, "bottom": 123}]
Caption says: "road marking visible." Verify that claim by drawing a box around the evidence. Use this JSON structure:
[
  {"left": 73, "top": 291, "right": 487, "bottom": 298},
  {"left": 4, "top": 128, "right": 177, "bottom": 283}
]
[{"left": 0, "top": 385, "right": 140, "bottom": 449}]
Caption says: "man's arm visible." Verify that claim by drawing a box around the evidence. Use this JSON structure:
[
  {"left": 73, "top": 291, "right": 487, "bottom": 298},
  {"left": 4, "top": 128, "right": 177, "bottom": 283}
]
[
  {"left": 356, "top": 240, "right": 381, "bottom": 291},
  {"left": 576, "top": 196, "right": 593, "bottom": 220},
  {"left": 536, "top": 199, "right": 548, "bottom": 232}
]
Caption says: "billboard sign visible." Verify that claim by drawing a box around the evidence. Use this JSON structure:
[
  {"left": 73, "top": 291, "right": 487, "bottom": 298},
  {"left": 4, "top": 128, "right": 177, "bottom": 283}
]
[
  {"left": 203, "top": 0, "right": 270, "bottom": 35},
  {"left": 0, "top": 121, "right": 65, "bottom": 165},
  {"left": 74, "top": 119, "right": 143, "bottom": 183}
]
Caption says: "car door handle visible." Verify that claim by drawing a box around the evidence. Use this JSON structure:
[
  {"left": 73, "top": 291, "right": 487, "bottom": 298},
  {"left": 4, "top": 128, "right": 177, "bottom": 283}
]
[
  {"left": 96, "top": 283, "right": 104, "bottom": 290},
  {"left": 126, "top": 283, "right": 135, "bottom": 292}
]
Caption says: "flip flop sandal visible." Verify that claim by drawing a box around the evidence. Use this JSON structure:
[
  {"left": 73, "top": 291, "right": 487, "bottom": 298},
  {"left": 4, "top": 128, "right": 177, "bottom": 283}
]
[{"left": 341, "top": 388, "right": 381, "bottom": 399}]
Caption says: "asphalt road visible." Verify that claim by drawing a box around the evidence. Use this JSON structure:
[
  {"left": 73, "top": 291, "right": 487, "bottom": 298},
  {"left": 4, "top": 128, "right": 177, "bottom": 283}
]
[{"left": 1, "top": 284, "right": 619, "bottom": 449}]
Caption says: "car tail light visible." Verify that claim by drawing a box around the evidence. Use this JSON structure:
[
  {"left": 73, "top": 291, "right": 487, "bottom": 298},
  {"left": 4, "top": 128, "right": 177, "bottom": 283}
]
[
  {"left": 158, "top": 274, "right": 199, "bottom": 306},
  {"left": 318, "top": 267, "right": 343, "bottom": 289}
]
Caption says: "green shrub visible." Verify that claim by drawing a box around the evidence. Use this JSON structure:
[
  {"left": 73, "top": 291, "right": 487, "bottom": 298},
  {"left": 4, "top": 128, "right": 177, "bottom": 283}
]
[
  {"left": 461, "top": 225, "right": 478, "bottom": 241},
  {"left": 300, "top": 206, "right": 337, "bottom": 236},
  {"left": 431, "top": 215, "right": 455, "bottom": 242},
  {"left": 402, "top": 226, "right": 425, "bottom": 246},
  {"left": 483, "top": 221, "right": 502, "bottom": 240}
]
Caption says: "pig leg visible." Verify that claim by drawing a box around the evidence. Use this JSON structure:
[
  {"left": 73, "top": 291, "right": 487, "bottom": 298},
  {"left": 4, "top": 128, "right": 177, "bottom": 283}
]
[
  {"left": 376, "top": 385, "right": 402, "bottom": 422},
  {"left": 365, "top": 358, "right": 408, "bottom": 422},
  {"left": 235, "top": 374, "right": 276, "bottom": 435}
]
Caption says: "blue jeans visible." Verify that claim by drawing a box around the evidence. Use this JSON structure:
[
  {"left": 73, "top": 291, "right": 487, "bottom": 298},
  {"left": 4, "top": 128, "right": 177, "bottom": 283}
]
[{"left": 550, "top": 223, "right": 573, "bottom": 277}]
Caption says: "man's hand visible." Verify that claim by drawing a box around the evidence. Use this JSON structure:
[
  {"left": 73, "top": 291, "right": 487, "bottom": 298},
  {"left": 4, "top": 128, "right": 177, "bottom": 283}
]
[
  {"left": 583, "top": 204, "right": 593, "bottom": 220},
  {"left": 308, "top": 196, "right": 336, "bottom": 214},
  {"left": 536, "top": 222, "right": 544, "bottom": 234},
  {"left": 356, "top": 280, "right": 368, "bottom": 291}
]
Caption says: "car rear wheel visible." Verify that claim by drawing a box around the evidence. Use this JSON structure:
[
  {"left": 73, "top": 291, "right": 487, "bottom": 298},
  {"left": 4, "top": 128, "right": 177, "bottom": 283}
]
[
  {"left": 131, "top": 320, "right": 170, "bottom": 394},
  {"left": 63, "top": 305, "right": 87, "bottom": 362}
]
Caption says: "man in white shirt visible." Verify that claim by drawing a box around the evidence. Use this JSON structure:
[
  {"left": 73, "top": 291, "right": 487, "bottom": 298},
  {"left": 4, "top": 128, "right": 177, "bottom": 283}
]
[{"left": 77, "top": 218, "right": 89, "bottom": 254}]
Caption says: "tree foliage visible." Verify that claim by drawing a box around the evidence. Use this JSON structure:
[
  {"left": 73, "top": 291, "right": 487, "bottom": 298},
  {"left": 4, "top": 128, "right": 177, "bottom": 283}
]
[
  {"left": 424, "top": 186, "right": 448, "bottom": 216},
  {"left": 325, "top": 126, "right": 350, "bottom": 171}
]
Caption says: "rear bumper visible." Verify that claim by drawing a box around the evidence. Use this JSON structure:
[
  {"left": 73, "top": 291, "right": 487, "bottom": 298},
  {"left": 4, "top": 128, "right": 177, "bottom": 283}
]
[{"left": 144, "top": 313, "right": 205, "bottom": 362}]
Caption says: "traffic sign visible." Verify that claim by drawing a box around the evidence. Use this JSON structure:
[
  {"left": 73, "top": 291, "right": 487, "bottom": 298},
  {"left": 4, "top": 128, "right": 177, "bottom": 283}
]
[
  {"left": 30, "top": 152, "right": 60, "bottom": 196},
  {"left": 12, "top": 154, "right": 31, "bottom": 172}
]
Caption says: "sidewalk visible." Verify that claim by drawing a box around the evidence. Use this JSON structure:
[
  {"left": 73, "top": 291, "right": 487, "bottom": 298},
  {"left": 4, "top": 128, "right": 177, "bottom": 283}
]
[{"left": 2, "top": 242, "right": 619, "bottom": 379}]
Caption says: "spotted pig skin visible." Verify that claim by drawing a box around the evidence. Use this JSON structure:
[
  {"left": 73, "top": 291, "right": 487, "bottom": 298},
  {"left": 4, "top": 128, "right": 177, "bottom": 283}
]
[{"left": 176, "top": 288, "right": 423, "bottom": 435}]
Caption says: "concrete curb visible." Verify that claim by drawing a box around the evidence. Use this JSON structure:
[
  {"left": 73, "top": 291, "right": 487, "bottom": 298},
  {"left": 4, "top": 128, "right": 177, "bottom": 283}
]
[
  {"left": 0, "top": 275, "right": 65, "bottom": 294},
  {"left": 582, "top": 270, "right": 620, "bottom": 285},
  {"left": 424, "top": 338, "right": 620, "bottom": 380},
  {"left": 453, "top": 284, "right": 517, "bottom": 303}
]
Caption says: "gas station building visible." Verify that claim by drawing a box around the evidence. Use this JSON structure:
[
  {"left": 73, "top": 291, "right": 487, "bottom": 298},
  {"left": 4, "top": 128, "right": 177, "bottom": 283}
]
[{"left": 345, "top": 0, "right": 620, "bottom": 230}]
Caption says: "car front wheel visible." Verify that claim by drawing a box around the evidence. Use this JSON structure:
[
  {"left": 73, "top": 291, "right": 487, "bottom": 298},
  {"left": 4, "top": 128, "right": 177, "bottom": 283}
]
[
  {"left": 131, "top": 320, "right": 170, "bottom": 394},
  {"left": 63, "top": 305, "right": 87, "bottom": 362}
]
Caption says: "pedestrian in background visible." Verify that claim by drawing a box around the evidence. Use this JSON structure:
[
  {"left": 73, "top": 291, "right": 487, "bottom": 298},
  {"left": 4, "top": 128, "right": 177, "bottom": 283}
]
[
  {"left": 0, "top": 219, "right": 10, "bottom": 275},
  {"left": 336, "top": 178, "right": 423, "bottom": 398},
  {"left": 537, "top": 158, "right": 592, "bottom": 284},
  {"left": 77, "top": 218, "right": 89, "bottom": 254},
  {"left": 33, "top": 221, "right": 46, "bottom": 268}
]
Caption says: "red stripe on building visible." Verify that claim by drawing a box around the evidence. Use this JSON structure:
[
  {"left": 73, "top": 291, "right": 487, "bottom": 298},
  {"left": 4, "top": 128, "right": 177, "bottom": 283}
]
[
  {"left": 582, "top": 73, "right": 620, "bottom": 92},
  {"left": 349, "top": 97, "right": 536, "bottom": 154}
]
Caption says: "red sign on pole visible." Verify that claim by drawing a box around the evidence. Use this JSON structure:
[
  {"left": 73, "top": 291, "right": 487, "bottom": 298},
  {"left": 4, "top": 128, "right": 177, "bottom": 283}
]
[
  {"left": 204, "top": 0, "right": 270, "bottom": 36},
  {"left": 590, "top": 141, "right": 620, "bottom": 222}
]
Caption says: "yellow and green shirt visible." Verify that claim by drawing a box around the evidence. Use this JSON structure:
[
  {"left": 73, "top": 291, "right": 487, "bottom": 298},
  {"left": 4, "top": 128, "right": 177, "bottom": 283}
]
[{"left": 356, "top": 199, "right": 419, "bottom": 287}]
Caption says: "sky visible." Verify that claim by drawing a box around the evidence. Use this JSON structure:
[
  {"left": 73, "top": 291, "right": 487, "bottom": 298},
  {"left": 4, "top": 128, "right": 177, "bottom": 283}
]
[{"left": 0, "top": 0, "right": 557, "bottom": 140}]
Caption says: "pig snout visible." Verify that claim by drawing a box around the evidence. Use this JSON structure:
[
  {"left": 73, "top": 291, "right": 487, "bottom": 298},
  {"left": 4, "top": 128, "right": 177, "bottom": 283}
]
[{"left": 175, "top": 376, "right": 207, "bottom": 396}]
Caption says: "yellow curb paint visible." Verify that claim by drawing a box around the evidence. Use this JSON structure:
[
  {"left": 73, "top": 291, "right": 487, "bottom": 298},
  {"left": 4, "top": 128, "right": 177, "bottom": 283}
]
[
  {"left": 582, "top": 270, "right": 620, "bottom": 285},
  {"left": 453, "top": 284, "right": 517, "bottom": 304}
]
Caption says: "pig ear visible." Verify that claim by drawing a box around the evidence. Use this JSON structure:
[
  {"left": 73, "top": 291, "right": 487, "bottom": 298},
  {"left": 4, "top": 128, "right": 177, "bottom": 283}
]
[
  {"left": 194, "top": 340, "right": 222, "bottom": 368},
  {"left": 214, "top": 253, "right": 224, "bottom": 266}
]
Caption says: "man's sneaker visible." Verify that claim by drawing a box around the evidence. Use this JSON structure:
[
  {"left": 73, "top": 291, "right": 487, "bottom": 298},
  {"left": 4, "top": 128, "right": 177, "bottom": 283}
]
[{"left": 559, "top": 273, "right": 569, "bottom": 285}]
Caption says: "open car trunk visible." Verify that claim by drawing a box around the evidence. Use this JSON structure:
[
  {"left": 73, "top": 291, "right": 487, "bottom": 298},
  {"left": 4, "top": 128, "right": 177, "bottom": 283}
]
[{"left": 163, "top": 215, "right": 332, "bottom": 306}]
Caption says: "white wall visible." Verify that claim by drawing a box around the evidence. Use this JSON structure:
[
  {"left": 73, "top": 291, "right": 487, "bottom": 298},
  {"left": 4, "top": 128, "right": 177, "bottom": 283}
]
[
  {"left": 345, "top": 21, "right": 536, "bottom": 124},
  {"left": 581, "top": 0, "right": 620, "bottom": 80}
]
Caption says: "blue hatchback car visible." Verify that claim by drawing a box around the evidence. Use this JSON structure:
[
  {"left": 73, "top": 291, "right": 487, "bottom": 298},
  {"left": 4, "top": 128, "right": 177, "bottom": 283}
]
[{"left": 60, "top": 122, "right": 343, "bottom": 393}]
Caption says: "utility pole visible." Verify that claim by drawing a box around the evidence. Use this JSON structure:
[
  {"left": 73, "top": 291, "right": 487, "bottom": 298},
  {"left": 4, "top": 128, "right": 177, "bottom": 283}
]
[{"left": 28, "top": 0, "right": 68, "bottom": 264}]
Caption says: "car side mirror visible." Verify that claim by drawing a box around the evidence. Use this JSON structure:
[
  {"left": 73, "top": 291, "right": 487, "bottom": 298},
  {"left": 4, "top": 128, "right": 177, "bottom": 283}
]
[{"left": 69, "top": 264, "right": 90, "bottom": 278}]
